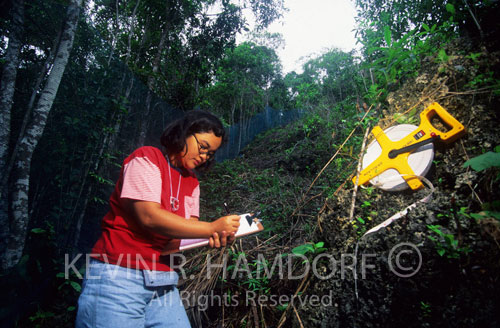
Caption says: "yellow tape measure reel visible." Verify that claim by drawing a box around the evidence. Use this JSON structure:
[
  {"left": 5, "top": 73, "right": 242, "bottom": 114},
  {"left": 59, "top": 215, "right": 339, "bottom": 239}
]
[{"left": 352, "top": 103, "right": 466, "bottom": 191}]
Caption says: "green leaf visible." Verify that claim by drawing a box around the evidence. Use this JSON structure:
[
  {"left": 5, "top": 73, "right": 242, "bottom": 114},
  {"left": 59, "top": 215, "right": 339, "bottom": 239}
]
[
  {"left": 437, "top": 249, "right": 446, "bottom": 257},
  {"left": 463, "top": 151, "right": 500, "bottom": 171},
  {"left": 470, "top": 213, "right": 483, "bottom": 220},
  {"left": 437, "top": 49, "right": 449, "bottom": 63},
  {"left": 427, "top": 224, "right": 442, "bottom": 235},
  {"left": 444, "top": 234, "right": 454, "bottom": 245},
  {"left": 445, "top": 3, "right": 456, "bottom": 16},
  {"left": 314, "top": 242, "right": 325, "bottom": 248},
  {"left": 277, "top": 303, "right": 289, "bottom": 311},
  {"left": 384, "top": 26, "right": 392, "bottom": 47},
  {"left": 31, "top": 228, "right": 46, "bottom": 234},
  {"left": 70, "top": 281, "right": 82, "bottom": 293},
  {"left": 292, "top": 244, "right": 314, "bottom": 256},
  {"left": 470, "top": 211, "right": 500, "bottom": 221}
]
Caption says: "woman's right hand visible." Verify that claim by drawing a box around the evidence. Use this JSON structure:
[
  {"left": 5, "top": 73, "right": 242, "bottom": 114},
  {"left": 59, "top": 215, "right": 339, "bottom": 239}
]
[{"left": 211, "top": 215, "right": 240, "bottom": 234}]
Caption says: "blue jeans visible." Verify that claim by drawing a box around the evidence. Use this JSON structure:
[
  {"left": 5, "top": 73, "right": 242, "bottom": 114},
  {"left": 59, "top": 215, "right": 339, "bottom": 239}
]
[{"left": 75, "top": 259, "right": 191, "bottom": 328}]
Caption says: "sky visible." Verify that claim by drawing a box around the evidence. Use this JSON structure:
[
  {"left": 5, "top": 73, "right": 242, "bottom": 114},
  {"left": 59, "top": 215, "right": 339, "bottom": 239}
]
[{"left": 240, "top": 0, "right": 359, "bottom": 74}]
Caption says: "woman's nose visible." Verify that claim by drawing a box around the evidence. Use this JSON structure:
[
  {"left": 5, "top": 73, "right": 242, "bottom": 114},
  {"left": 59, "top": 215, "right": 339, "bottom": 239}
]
[{"left": 199, "top": 153, "right": 209, "bottom": 162}]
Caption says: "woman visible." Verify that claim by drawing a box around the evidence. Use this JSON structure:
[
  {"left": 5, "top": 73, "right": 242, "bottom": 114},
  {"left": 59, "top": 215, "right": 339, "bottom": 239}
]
[{"left": 76, "top": 110, "right": 240, "bottom": 327}]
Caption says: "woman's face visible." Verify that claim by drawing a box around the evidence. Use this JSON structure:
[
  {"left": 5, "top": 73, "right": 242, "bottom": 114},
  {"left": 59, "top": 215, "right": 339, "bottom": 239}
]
[{"left": 177, "top": 131, "right": 222, "bottom": 170}]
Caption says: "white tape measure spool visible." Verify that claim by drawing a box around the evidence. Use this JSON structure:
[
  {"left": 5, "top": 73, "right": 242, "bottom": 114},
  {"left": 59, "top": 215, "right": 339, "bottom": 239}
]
[{"left": 361, "top": 124, "right": 434, "bottom": 191}]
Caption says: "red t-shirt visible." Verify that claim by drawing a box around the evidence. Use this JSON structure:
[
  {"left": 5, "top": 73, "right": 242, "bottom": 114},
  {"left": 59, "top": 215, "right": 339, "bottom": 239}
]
[{"left": 91, "top": 146, "right": 200, "bottom": 271}]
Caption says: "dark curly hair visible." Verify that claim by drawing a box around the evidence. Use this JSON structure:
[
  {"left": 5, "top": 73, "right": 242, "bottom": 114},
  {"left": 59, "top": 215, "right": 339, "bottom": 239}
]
[{"left": 160, "top": 110, "right": 226, "bottom": 171}]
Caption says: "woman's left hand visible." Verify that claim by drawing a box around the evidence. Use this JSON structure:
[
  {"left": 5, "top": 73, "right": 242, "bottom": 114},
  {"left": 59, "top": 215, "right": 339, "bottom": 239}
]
[{"left": 209, "top": 231, "right": 236, "bottom": 248}]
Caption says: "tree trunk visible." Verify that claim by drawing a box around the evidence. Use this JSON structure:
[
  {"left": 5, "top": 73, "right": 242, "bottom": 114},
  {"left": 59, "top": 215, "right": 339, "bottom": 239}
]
[
  {"left": 3, "top": 35, "right": 59, "bottom": 189},
  {"left": 0, "top": 0, "right": 24, "bottom": 252},
  {"left": 230, "top": 102, "right": 236, "bottom": 126},
  {"left": 137, "top": 22, "right": 168, "bottom": 146},
  {"left": 237, "top": 93, "right": 244, "bottom": 153},
  {"left": 1, "top": 0, "right": 82, "bottom": 271}
]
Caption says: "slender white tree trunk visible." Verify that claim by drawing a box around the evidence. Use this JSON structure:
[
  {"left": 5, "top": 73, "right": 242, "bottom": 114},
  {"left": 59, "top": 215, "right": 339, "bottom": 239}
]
[
  {"left": 3, "top": 35, "right": 59, "bottom": 189},
  {"left": 0, "top": 0, "right": 24, "bottom": 252},
  {"left": 0, "top": 0, "right": 24, "bottom": 176},
  {"left": 1, "top": 0, "right": 82, "bottom": 271}
]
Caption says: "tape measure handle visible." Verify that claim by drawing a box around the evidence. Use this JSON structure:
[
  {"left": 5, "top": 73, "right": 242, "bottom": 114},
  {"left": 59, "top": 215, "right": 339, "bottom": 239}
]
[
  {"left": 420, "top": 103, "right": 465, "bottom": 143},
  {"left": 388, "top": 134, "right": 440, "bottom": 159}
]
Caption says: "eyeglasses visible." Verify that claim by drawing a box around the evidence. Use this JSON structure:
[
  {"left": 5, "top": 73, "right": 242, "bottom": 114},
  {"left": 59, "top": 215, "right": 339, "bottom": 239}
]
[{"left": 192, "top": 134, "right": 216, "bottom": 160}]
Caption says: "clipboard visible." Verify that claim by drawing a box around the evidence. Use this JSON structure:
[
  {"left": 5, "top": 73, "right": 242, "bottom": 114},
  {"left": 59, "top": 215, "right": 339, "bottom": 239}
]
[{"left": 161, "top": 213, "right": 264, "bottom": 255}]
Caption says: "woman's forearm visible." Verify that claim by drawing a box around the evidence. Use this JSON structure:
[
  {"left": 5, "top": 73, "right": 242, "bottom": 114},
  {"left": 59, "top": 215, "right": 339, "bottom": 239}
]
[
  {"left": 123, "top": 199, "right": 239, "bottom": 239},
  {"left": 126, "top": 199, "right": 215, "bottom": 238}
]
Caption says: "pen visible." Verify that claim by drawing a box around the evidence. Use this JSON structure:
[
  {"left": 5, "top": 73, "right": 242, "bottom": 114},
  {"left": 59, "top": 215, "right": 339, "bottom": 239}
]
[{"left": 223, "top": 202, "right": 230, "bottom": 214}]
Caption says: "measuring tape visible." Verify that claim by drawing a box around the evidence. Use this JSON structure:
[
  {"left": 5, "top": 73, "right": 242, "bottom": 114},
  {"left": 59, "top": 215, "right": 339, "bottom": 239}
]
[{"left": 352, "top": 102, "right": 466, "bottom": 191}]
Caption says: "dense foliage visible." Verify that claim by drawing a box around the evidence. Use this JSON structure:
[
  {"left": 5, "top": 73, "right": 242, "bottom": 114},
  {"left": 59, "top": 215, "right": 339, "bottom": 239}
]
[{"left": 201, "top": 41, "right": 283, "bottom": 125}]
